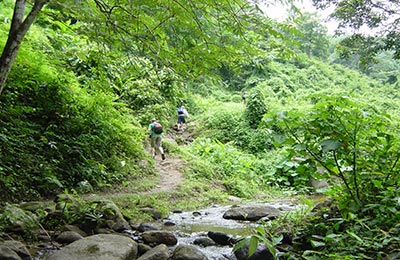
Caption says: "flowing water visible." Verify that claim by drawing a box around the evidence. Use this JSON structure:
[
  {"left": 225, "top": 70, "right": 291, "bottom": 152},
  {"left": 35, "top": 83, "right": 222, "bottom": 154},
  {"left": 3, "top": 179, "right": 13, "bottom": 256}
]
[
  {"left": 33, "top": 201, "right": 299, "bottom": 259},
  {"left": 164, "top": 201, "right": 300, "bottom": 259}
]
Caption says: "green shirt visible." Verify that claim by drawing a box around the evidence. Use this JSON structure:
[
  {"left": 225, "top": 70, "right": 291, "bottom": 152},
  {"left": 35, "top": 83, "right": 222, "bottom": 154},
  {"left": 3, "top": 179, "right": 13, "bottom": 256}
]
[{"left": 148, "top": 123, "right": 162, "bottom": 137}]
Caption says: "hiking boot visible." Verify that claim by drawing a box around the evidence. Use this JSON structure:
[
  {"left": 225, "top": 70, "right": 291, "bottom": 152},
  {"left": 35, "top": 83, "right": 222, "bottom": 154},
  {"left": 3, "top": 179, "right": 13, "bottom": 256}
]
[{"left": 161, "top": 154, "right": 166, "bottom": 160}]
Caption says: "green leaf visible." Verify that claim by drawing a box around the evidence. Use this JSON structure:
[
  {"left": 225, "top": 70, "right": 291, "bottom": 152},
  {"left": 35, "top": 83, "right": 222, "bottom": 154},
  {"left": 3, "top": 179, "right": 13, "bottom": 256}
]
[
  {"left": 310, "top": 240, "right": 326, "bottom": 248},
  {"left": 372, "top": 179, "right": 383, "bottom": 189},
  {"left": 248, "top": 236, "right": 258, "bottom": 257},
  {"left": 294, "top": 143, "right": 307, "bottom": 151},
  {"left": 346, "top": 231, "right": 364, "bottom": 243},
  {"left": 320, "top": 139, "right": 341, "bottom": 152},
  {"left": 272, "top": 134, "right": 287, "bottom": 145},
  {"left": 272, "top": 234, "right": 283, "bottom": 245}
]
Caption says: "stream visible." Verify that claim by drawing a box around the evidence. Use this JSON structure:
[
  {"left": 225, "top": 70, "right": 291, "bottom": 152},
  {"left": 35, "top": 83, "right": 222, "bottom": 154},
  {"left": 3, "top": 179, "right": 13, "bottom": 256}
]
[
  {"left": 162, "top": 200, "right": 300, "bottom": 259},
  {"left": 32, "top": 200, "right": 300, "bottom": 260}
]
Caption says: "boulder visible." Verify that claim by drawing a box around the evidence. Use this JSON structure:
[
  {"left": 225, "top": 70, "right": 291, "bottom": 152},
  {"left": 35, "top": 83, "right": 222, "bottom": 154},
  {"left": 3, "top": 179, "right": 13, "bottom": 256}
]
[
  {"left": 193, "top": 237, "right": 216, "bottom": 247},
  {"left": 45, "top": 234, "right": 138, "bottom": 260},
  {"left": 207, "top": 231, "right": 235, "bottom": 246},
  {"left": 223, "top": 205, "right": 281, "bottom": 221},
  {"left": 55, "top": 231, "right": 84, "bottom": 244},
  {"left": 136, "top": 244, "right": 170, "bottom": 260},
  {"left": 108, "top": 217, "right": 131, "bottom": 232},
  {"left": 95, "top": 227, "right": 114, "bottom": 234},
  {"left": 137, "top": 243, "right": 152, "bottom": 256},
  {"left": 163, "top": 221, "right": 176, "bottom": 227},
  {"left": 19, "top": 201, "right": 45, "bottom": 212},
  {"left": 0, "top": 245, "right": 22, "bottom": 260},
  {"left": 2, "top": 204, "right": 38, "bottom": 235},
  {"left": 63, "top": 225, "right": 87, "bottom": 237},
  {"left": 142, "top": 231, "right": 177, "bottom": 246},
  {"left": 234, "top": 241, "right": 273, "bottom": 260},
  {"left": 1, "top": 240, "right": 32, "bottom": 260},
  {"left": 137, "top": 223, "right": 160, "bottom": 232},
  {"left": 171, "top": 245, "right": 207, "bottom": 260}
]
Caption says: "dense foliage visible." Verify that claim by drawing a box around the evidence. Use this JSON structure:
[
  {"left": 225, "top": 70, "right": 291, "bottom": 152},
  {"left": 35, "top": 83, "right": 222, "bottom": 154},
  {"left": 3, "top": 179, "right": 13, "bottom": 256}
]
[
  {"left": 1, "top": 0, "right": 399, "bottom": 258},
  {"left": 0, "top": 24, "right": 148, "bottom": 201},
  {"left": 187, "top": 49, "right": 400, "bottom": 259}
]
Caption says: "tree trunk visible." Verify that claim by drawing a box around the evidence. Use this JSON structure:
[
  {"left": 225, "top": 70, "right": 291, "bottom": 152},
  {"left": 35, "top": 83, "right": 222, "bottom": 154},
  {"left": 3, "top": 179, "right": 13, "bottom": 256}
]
[{"left": 0, "top": 0, "right": 49, "bottom": 97}]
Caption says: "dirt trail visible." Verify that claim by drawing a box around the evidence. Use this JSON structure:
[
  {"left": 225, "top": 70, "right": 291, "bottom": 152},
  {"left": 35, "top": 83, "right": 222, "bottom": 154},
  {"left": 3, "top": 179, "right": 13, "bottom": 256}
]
[
  {"left": 146, "top": 128, "right": 192, "bottom": 193},
  {"left": 145, "top": 156, "right": 184, "bottom": 193},
  {"left": 82, "top": 127, "right": 191, "bottom": 200}
]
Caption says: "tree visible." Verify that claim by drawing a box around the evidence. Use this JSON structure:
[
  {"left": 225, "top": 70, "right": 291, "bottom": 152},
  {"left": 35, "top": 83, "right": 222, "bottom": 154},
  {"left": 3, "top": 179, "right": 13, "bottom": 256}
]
[
  {"left": 0, "top": 0, "right": 49, "bottom": 96},
  {"left": 63, "top": 0, "right": 288, "bottom": 81},
  {"left": 1, "top": 0, "right": 301, "bottom": 98},
  {"left": 292, "top": 12, "right": 330, "bottom": 59},
  {"left": 312, "top": 0, "right": 400, "bottom": 67}
]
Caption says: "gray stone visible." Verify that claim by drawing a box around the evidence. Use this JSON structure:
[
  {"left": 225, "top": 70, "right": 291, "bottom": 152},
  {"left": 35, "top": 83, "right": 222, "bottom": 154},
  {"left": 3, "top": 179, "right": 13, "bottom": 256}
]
[
  {"left": 142, "top": 231, "right": 177, "bottom": 246},
  {"left": 171, "top": 244, "right": 207, "bottom": 260},
  {"left": 0, "top": 245, "right": 22, "bottom": 260},
  {"left": 45, "top": 234, "right": 138, "bottom": 260},
  {"left": 223, "top": 205, "right": 281, "bottom": 221},
  {"left": 137, "top": 244, "right": 169, "bottom": 260},
  {"left": 138, "top": 223, "right": 160, "bottom": 232},
  {"left": 55, "top": 231, "right": 84, "bottom": 244},
  {"left": 163, "top": 221, "right": 176, "bottom": 227},
  {"left": 234, "top": 241, "right": 273, "bottom": 260},
  {"left": 1, "top": 240, "right": 32, "bottom": 260},
  {"left": 192, "top": 212, "right": 201, "bottom": 217},
  {"left": 63, "top": 225, "right": 87, "bottom": 237},
  {"left": 193, "top": 237, "right": 216, "bottom": 247},
  {"left": 2, "top": 204, "right": 38, "bottom": 234},
  {"left": 95, "top": 228, "right": 114, "bottom": 234},
  {"left": 19, "top": 201, "right": 45, "bottom": 212},
  {"left": 138, "top": 243, "right": 152, "bottom": 255},
  {"left": 207, "top": 231, "right": 235, "bottom": 246},
  {"left": 110, "top": 217, "right": 131, "bottom": 232},
  {"left": 87, "top": 200, "right": 122, "bottom": 220}
]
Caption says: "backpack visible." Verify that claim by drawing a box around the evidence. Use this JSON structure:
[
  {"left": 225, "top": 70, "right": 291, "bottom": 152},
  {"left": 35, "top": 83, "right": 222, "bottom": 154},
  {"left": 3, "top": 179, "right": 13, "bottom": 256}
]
[
  {"left": 153, "top": 123, "right": 163, "bottom": 134},
  {"left": 177, "top": 107, "right": 184, "bottom": 114}
]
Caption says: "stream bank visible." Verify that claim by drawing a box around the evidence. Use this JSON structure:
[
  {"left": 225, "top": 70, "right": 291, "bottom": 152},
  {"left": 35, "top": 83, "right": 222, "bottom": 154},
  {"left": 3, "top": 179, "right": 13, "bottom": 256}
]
[{"left": 0, "top": 198, "right": 303, "bottom": 260}]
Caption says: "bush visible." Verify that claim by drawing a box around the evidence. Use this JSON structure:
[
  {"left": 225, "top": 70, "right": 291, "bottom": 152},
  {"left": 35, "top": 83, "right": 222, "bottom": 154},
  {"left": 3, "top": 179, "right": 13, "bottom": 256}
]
[
  {"left": 0, "top": 20, "right": 148, "bottom": 201},
  {"left": 233, "top": 122, "right": 274, "bottom": 155},
  {"left": 194, "top": 101, "right": 243, "bottom": 143},
  {"left": 244, "top": 88, "right": 267, "bottom": 128},
  {"left": 188, "top": 138, "right": 278, "bottom": 198}
]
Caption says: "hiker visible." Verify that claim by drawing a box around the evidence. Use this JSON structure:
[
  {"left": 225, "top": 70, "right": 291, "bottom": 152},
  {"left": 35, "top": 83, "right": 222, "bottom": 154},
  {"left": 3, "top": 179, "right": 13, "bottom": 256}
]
[
  {"left": 148, "top": 118, "right": 166, "bottom": 160},
  {"left": 177, "top": 105, "right": 190, "bottom": 130},
  {"left": 242, "top": 91, "right": 248, "bottom": 105}
]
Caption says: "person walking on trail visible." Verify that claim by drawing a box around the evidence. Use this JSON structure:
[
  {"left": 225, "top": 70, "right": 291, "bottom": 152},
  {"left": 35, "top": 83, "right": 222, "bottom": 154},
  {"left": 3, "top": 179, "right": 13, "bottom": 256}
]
[
  {"left": 177, "top": 105, "right": 190, "bottom": 130},
  {"left": 242, "top": 91, "right": 248, "bottom": 105},
  {"left": 148, "top": 118, "right": 166, "bottom": 160}
]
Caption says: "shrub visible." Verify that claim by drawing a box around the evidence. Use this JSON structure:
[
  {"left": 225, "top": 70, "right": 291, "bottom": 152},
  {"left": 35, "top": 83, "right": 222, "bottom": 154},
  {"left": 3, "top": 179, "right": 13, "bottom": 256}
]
[
  {"left": 194, "top": 101, "right": 243, "bottom": 143},
  {"left": 188, "top": 138, "right": 278, "bottom": 198},
  {"left": 0, "top": 24, "right": 148, "bottom": 201},
  {"left": 245, "top": 88, "right": 267, "bottom": 128}
]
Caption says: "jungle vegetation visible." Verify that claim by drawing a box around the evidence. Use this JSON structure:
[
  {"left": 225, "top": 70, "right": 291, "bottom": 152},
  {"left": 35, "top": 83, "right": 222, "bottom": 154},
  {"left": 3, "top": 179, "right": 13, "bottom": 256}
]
[{"left": 0, "top": 0, "right": 399, "bottom": 259}]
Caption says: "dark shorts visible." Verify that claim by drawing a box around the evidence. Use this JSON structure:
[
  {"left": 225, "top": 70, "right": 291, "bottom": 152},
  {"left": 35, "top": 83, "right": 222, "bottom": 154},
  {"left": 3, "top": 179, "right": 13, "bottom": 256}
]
[{"left": 178, "top": 115, "right": 186, "bottom": 124}]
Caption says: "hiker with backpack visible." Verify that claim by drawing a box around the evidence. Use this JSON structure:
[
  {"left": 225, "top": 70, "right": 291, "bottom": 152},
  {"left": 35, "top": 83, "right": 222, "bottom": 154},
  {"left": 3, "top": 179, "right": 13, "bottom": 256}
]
[
  {"left": 177, "top": 105, "right": 190, "bottom": 130},
  {"left": 242, "top": 91, "right": 248, "bottom": 105},
  {"left": 148, "top": 118, "right": 166, "bottom": 160}
]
